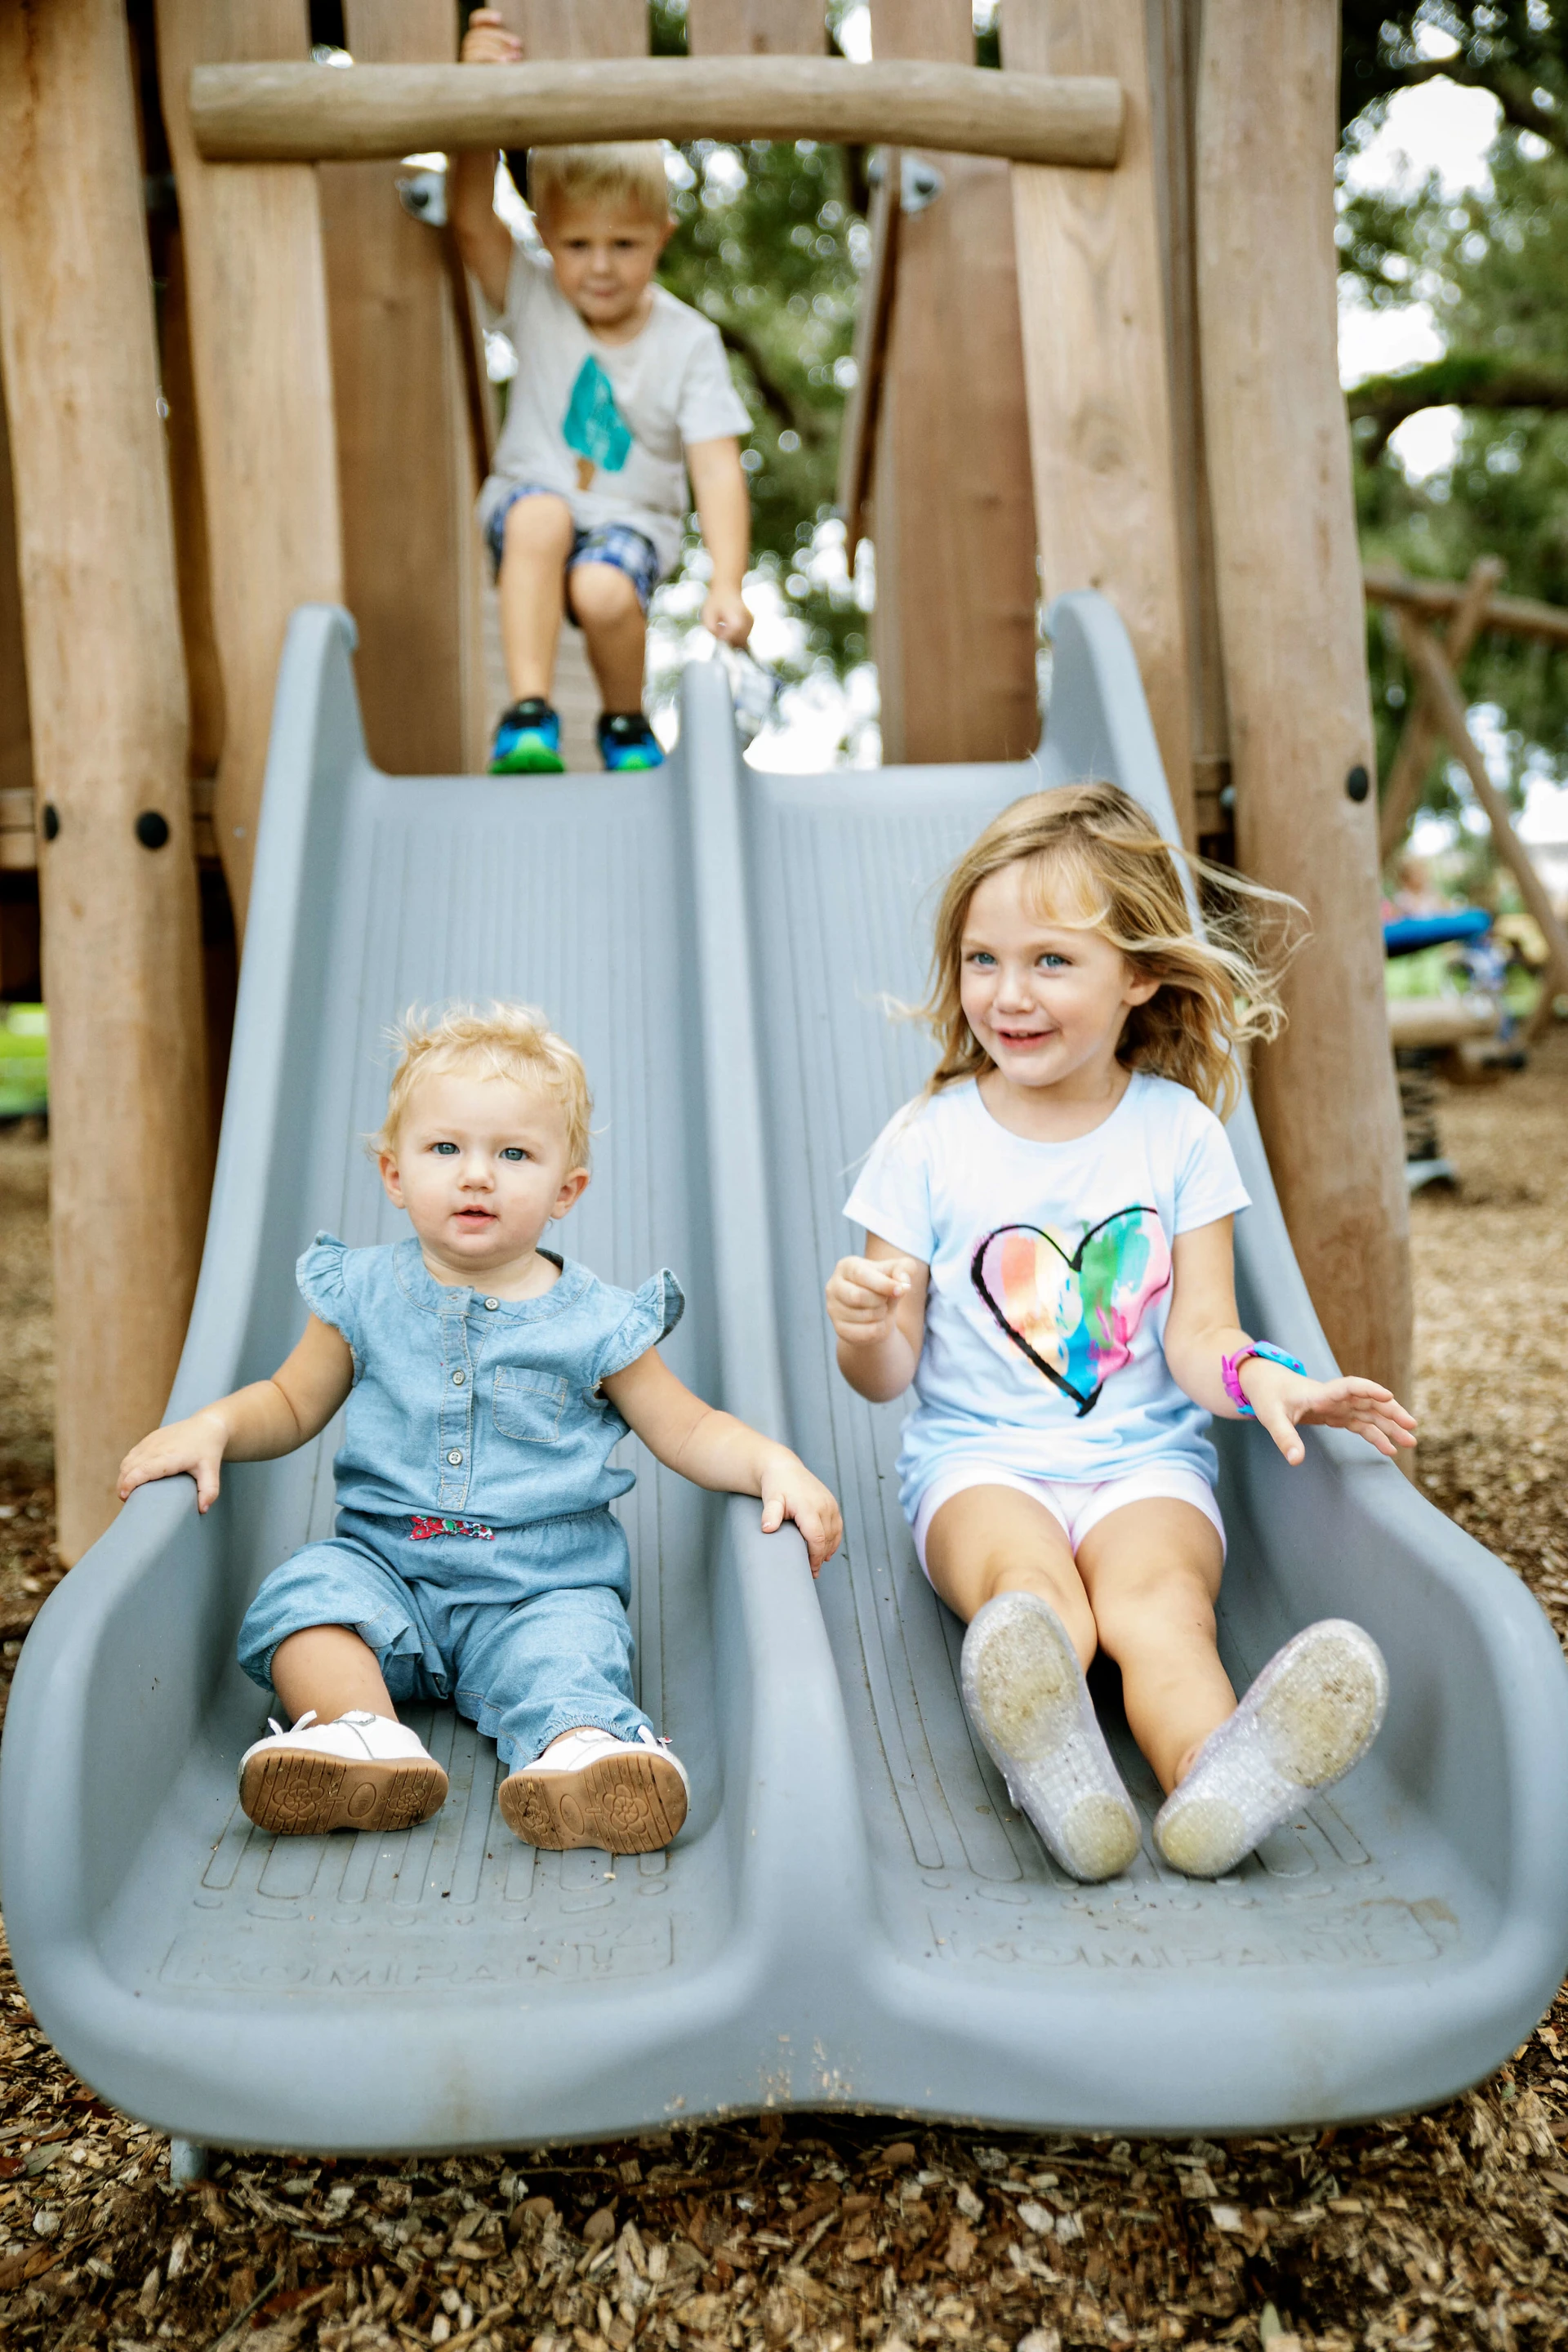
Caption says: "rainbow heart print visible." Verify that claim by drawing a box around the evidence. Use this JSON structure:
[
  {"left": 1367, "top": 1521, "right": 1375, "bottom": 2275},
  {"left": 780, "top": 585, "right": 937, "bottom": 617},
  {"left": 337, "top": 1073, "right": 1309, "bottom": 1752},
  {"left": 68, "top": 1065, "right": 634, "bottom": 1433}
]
[{"left": 970, "top": 1208, "right": 1173, "bottom": 1417}]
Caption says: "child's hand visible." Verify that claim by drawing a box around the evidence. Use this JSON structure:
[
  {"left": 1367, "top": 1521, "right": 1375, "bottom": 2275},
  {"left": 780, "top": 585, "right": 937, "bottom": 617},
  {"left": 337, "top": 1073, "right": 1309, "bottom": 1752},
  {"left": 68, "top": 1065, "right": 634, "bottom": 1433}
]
[
  {"left": 461, "top": 7, "right": 523, "bottom": 64},
  {"left": 1241, "top": 1361, "right": 1417, "bottom": 1468},
  {"left": 826, "top": 1254, "right": 912, "bottom": 1347},
  {"left": 117, "top": 1409, "right": 229, "bottom": 1513},
  {"left": 702, "top": 585, "right": 753, "bottom": 647},
  {"left": 757, "top": 1447, "right": 843, "bottom": 1576}
]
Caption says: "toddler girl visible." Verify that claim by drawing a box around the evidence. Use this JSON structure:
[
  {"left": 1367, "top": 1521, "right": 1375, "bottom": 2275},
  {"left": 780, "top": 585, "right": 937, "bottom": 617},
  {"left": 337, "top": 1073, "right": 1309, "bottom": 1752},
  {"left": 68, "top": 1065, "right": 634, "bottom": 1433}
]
[
  {"left": 121, "top": 1004, "right": 840, "bottom": 1855},
  {"left": 826, "top": 786, "right": 1414, "bottom": 1883}
]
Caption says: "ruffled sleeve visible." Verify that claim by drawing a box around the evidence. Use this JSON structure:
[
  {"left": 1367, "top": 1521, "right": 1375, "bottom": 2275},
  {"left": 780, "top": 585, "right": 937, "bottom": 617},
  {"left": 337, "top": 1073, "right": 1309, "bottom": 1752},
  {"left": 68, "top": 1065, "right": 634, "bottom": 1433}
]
[
  {"left": 296, "top": 1232, "right": 363, "bottom": 1379},
  {"left": 593, "top": 1269, "right": 685, "bottom": 1388}
]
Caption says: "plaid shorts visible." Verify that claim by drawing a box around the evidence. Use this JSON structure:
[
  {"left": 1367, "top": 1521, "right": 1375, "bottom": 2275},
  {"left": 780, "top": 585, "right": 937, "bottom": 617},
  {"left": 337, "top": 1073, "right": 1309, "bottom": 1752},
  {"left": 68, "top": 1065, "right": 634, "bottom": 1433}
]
[{"left": 484, "top": 482, "right": 662, "bottom": 619}]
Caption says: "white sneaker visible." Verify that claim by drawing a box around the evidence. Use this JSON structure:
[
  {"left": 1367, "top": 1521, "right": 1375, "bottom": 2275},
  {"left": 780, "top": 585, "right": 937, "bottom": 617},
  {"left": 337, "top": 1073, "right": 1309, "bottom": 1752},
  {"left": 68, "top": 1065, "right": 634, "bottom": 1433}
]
[
  {"left": 498, "top": 1724, "right": 689, "bottom": 1854},
  {"left": 960, "top": 1592, "right": 1142, "bottom": 1882},
  {"left": 1154, "top": 1619, "right": 1388, "bottom": 1878},
  {"left": 238, "top": 1709, "right": 448, "bottom": 1837}
]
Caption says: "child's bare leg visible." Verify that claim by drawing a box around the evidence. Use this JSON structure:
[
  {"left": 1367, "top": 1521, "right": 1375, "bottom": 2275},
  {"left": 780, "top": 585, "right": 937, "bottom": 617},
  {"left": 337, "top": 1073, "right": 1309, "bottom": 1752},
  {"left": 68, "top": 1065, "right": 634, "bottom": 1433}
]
[
  {"left": 568, "top": 559, "right": 648, "bottom": 712},
  {"left": 926, "top": 1486, "right": 1138, "bottom": 1883},
  {"left": 924, "top": 1484, "right": 1095, "bottom": 1660},
  {"left": 498, "top": 492, "right": 575, "bottom": 698},
  {"left": 1074, "top": 1499, "right": 1232, "bottom": 1793},
  {"left": 271, "top": 1624, "right": 397, "bottom": 1726}
]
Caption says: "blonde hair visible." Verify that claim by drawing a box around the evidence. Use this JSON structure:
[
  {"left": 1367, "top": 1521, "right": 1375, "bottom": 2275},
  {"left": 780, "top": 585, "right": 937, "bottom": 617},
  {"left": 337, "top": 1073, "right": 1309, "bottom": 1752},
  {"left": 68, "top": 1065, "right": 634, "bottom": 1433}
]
[
  {"left": 919, "top": 782, "right": 1294, "bottom": 1120},
  {"left": 373, "top": 1002, "right": 593, "bottom": 1171},
  {"left": 528, "top": 142, "right": 671, "bottom": 227}
]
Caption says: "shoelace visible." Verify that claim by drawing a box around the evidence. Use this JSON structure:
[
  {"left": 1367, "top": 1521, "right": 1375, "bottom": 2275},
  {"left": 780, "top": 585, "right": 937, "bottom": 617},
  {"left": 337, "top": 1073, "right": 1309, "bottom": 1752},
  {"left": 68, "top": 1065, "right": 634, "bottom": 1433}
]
[{"left": 265, "top": 1709, "right": 319, "bottom": 1738}]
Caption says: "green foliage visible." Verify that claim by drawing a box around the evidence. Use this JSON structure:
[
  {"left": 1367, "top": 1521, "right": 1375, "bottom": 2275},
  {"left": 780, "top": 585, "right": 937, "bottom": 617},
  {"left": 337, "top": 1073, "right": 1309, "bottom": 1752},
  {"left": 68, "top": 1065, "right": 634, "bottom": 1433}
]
[{"left": 1341, "top": 11, "right": 1568, "bottom": 822}]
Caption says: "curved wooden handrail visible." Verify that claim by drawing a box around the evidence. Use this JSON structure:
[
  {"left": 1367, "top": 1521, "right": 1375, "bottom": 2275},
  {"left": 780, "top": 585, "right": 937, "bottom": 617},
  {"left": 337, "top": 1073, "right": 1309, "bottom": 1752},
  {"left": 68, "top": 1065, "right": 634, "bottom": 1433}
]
[{"left": 189, "top": 56, "right": 1124, "bottom": 169}]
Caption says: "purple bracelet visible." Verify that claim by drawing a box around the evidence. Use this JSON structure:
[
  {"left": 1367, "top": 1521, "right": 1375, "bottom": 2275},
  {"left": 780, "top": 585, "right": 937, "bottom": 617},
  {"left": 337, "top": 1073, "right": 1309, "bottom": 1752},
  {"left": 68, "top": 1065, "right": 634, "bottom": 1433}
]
[{"left": 1223, "top": 1340, "right": 1306, "bottom": 1416}]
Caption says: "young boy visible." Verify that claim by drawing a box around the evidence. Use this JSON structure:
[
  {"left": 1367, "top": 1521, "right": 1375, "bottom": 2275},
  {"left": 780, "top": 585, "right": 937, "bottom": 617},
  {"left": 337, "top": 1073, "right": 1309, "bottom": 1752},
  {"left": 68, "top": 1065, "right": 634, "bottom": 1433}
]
[{"left": 452, "top": 10, "right": 755, "bottom": 776}]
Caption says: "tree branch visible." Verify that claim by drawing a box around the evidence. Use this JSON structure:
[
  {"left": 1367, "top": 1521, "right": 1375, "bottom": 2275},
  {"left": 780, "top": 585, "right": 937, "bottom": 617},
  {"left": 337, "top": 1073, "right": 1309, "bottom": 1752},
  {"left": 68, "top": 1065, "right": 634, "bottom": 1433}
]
[{"left": 1348, "top": 354, "right": 1568, "bottom": 461}]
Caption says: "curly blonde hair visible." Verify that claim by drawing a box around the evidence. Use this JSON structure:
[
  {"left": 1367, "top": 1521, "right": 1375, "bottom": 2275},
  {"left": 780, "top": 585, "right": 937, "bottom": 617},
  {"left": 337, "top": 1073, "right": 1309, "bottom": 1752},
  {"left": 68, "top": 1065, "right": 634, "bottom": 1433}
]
[
  {"left": 920, "top": 783, "right": 1294, "bottom": 1119},
  {"left": 373, "top": 1002, "right": 593, "bottom": 1171}
]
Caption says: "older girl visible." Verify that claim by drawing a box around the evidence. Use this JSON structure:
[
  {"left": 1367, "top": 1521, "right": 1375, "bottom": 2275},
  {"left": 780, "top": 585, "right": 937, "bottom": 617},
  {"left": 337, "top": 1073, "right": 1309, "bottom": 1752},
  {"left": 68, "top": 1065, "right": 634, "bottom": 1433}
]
[{"left": 826, "top": 786, "right": 1413, "bottom": 1882}]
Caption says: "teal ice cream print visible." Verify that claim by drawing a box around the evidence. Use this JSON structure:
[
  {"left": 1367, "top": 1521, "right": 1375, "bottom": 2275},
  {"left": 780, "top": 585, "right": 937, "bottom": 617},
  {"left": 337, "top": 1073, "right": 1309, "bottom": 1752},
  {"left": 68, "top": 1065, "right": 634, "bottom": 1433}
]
[{"left": 564, "top": 355, "right": 633, "bottom": 488}]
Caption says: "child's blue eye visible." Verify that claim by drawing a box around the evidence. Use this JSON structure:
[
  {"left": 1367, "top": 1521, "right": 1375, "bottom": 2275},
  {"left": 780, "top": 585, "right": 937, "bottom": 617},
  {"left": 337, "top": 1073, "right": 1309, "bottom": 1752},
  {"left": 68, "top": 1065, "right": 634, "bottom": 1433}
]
[
  {"left": 500, "top": 1147, "right": 528, "bottom": 1161},
  {"left": 1038, "top": 953, "right": 1069, "bottom": 970},
  {"left": 966, "top": 951, "right": 996, "bottom": 968},
  {"left": 431, "top": 1141, "right": 458, "bottom": 1156}
]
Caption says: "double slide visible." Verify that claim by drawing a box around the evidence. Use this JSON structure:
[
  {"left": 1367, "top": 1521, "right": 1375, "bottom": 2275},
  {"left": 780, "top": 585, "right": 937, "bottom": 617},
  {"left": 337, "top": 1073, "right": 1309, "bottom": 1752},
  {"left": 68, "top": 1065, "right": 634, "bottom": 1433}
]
[{"left": 3, "top": 595, "right": 1566, "bottom": 2151}]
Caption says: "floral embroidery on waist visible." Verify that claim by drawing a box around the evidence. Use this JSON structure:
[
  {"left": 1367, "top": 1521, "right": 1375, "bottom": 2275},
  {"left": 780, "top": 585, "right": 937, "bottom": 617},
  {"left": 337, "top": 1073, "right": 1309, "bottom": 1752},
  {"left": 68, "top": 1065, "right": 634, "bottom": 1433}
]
[{"left": 410, "top": 1514, "right": 495, "bottom": 1542}]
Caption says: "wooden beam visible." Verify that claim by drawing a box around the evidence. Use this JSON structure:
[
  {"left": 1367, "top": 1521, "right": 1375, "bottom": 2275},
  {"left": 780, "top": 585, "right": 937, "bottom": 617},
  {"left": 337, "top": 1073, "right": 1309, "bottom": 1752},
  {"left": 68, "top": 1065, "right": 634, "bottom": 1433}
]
[
  {"left": 1196, "top": 0, "right": 1411, "bottom": 1401},
  {"left": 0, "top": 0, "right": 209, "bottom": 1561},
  {"left": 835, "top": 164, "right": 900, "bottom": 565},
  {"left": 189, "top": 57, "right": 1125, "bottom": 169},
  {"left": 320, "top": 0, "right": 489, "bottom": 778},
  {"left": 0, "top": 371, "right": 31, "bottom": 806},
  {"left": 1363, "top": 563, "right": 1568, "bottom": 651},
  {"left": 871, "top": 0, "right": 1040, "bottom": 764},
  {"left": 155, "top": 1, "right": 343, "bottom": 924},
  {"left": 1146, "top": 0, "right": 1228, "bottom": 848},
  {"left": 1377, "top": 555, "right": 1503, "bottom": 862},
  {"left": 1007, "top": 0, "right": 1195, "bottom": 843},
  {"left": 1395, "top": 611, "right": 1568, "bottom": 1031}
]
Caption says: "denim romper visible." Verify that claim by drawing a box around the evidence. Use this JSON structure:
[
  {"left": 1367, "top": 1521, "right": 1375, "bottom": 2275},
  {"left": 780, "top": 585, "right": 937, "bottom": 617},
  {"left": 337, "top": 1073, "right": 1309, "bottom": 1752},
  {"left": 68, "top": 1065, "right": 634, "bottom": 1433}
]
[{"left": 237, "top": 1234, "right": 684, "bottom": 1771}]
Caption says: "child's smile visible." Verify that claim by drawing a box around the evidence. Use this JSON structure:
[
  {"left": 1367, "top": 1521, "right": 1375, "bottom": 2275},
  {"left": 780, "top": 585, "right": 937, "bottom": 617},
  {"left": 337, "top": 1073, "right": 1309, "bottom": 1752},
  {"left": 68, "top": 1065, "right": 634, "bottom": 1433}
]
[{"left": 960, "top": 860, "right": 1159, "bottom": 1131}]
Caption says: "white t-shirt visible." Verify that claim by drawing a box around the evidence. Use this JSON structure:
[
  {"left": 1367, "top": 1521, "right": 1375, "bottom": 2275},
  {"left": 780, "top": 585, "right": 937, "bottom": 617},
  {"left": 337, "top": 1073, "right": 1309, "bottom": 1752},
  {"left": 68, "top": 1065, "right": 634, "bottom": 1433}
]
[
  {"left": 478, "top": 243, "right": 752, "bottom": 579},
  {"left": 842, "top": 1072, "right": 1252, "bottom": 1517}
]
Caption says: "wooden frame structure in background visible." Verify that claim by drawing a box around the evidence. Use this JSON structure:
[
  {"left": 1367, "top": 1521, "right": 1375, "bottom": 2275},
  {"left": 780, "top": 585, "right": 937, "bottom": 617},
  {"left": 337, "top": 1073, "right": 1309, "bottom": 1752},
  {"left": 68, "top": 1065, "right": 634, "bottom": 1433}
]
[{"left": 0, "top": 0, "right": 1409, "bottom": 1552}]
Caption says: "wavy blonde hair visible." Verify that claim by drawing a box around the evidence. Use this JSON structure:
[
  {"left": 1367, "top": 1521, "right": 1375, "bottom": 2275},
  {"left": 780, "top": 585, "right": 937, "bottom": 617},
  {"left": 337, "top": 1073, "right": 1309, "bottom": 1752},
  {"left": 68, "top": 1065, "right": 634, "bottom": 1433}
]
[
  {"left": 373, "top": 1002, "right": 593, "bottom": 1171},
  {"left": 920, "top": 783, "right": 1294, "bottom": 1119}
]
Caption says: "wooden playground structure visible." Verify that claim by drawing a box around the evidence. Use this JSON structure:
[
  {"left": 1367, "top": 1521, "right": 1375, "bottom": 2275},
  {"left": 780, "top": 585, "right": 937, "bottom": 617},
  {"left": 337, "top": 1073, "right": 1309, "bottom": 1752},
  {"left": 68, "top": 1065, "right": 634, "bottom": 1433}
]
[{"left": 0, "top": 0, "right": 1407, "bottom": 1562}]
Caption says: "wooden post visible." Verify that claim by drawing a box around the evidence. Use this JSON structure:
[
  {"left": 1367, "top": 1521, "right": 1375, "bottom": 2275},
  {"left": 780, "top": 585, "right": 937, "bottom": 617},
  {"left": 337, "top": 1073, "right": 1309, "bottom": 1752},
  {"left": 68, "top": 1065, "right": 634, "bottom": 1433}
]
[
  {"left": 836, "top": 165, "right": 901, "bottom": 564},
  {"left": 0, "top": 0, "right": 210, "bottom": 1559},
  {"left": 154, "top": 0, "right": 342, "bottom": 924},
  {"left": 688, "top": 0, "right": 825, "bottom": 52},
  {"left": 871, "top": 1, "right": 1040, "bottom": 764},
  {"left": 320, "top": 0, "right": 490, "bottom": 777},
  {"left": 1395, "top": 610, "right": 1568, "bottom": 1035},
  {"left": 1196, "top": 0, "right": 1411, "bottom": 1398},
  {"left": 1378, "top": 555, "right": 1504, "bottom": 862},
  {"left": 1006, "top": 0, "right": 1195, "bottom": 842},
  {"left": 1144, "top": 0, "right": 1228, "bottom": 851}
]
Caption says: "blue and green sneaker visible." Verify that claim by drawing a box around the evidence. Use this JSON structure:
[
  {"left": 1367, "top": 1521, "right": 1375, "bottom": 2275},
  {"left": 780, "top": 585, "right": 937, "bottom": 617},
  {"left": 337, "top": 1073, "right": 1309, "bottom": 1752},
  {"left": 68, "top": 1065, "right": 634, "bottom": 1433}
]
[
  {"left": 488, "top": 698, "right": 564, "bottom": 774},
  {"left": 597, "top": 711, "right": 665, "bottom": 772}
]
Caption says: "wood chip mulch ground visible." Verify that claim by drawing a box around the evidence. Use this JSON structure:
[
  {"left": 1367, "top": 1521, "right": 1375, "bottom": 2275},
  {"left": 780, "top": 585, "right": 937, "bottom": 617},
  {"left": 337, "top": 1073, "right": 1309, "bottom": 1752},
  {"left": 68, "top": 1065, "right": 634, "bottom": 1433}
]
[{"left": 2, "top": 1040, "right": 1567, "bottom": 2352}]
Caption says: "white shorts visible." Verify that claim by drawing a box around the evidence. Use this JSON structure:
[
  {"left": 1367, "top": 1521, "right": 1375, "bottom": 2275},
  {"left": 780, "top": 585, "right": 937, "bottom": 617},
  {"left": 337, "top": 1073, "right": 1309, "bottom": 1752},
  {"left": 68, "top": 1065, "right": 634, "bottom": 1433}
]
[{"left": 911, "top": 1461, "right": 1226, "bottom": 1580}]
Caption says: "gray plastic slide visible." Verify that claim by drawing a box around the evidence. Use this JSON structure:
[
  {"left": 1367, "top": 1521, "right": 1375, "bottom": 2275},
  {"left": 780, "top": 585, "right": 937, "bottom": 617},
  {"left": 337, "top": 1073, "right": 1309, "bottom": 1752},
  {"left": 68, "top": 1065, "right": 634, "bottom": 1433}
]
[{"left": 4, "top": 593, "right": 1567, "bottom": 2154}]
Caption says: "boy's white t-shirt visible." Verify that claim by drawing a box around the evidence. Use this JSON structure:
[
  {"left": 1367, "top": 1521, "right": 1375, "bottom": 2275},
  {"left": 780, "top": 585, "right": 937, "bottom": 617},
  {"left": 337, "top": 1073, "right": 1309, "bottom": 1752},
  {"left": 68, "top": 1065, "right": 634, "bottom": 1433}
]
[
  {"left": 479, "top": 243, "right": 752, "bottom": 579},
  {"left": 842, "top": 1071, "right": 1252, "bottom": 1518}
]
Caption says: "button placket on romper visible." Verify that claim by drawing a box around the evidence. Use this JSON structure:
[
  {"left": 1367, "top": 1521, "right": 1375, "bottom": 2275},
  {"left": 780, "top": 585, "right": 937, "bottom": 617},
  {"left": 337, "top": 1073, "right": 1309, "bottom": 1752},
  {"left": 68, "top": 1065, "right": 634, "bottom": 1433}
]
[{"left": 436, "top": 1298, "right": 476, "bottom": 1511}]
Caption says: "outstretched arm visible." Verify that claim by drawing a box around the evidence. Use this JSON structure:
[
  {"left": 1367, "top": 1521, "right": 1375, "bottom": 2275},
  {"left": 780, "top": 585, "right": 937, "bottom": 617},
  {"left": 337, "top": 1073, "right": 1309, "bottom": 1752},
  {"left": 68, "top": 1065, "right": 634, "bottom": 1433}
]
[
  {"left": 602, "top": 1348, "right": 841, "bottom": 1573},
  {"left": 1163, "top": 1218, "right": 1416, "bottom": 1464},
  {"left": 449, "top": 9, "right": 519, "bottom": 314},
  {"left": 117, "top": 1316, "right": 355, "bottom": 1514}
]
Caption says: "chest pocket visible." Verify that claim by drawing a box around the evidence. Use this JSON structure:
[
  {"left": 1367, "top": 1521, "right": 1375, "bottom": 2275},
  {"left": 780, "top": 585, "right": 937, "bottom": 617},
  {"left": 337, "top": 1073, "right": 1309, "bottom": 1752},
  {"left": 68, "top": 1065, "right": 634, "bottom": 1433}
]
[{"left": 492, "top": 1367, "right": 570, "bottom": 1446}]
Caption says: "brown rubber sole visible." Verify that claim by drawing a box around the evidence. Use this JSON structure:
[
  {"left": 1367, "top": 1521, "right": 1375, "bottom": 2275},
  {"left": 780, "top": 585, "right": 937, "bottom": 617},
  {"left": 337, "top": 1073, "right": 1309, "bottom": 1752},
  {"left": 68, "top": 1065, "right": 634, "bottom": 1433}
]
[
  {"left": 239, "top": 1750, "right": 449, "bottom": 1838},
  {"left": 498, "top": 1749, "right": 688, "bottom": 1853}
]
